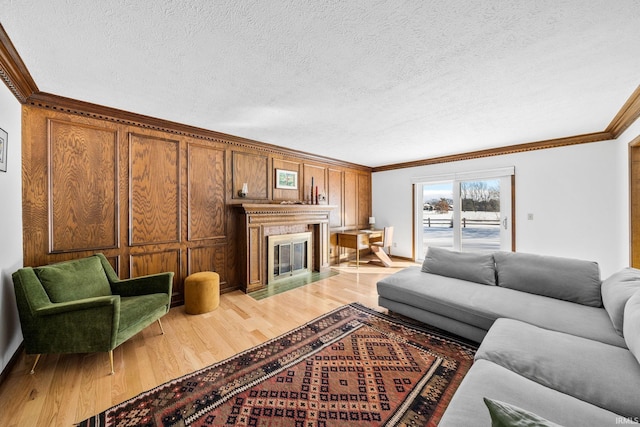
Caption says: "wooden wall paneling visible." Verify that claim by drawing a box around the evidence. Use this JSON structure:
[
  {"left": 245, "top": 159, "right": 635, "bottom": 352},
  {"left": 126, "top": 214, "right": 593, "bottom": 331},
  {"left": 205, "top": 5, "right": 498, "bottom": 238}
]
[
  {"left": 341, "top": 171, "right": 358, "bottom": 262},
  {"left": 272, "top": 158, "right": 302, "bottom": 201},
  {"left": 343, "top": 170, "right": 357, "bottom": 230},
  {"left": 22, "top": 104, "right": 373, "bottom": 299},
  {"left": 303, "top": 163, "right": 327, "bottom": 204},
  {"left": 187, "top": 244, "right": 229, "bottom": 291},
  {"left": 21, "top": 106, "right": 47, "bottom": 267},
  {"left": 327, "top": 168, "right": 343, "bottom": 228},
  {"left": 187, "top": 143, "right": 226, "bottom": 241},
  {"left": 356, "top": 173, "right": 372, "bottom": 262},
  {"left": 129, "top": 132, "right": 181, "bottom": 245},
  {"left": 115, "top": 122, "right": 137, "bottom": 278},
  {"left": 47, "top": 119, "right": 119, "bottom": 253},
  {"left": 104, "top": 254, "right": 120, "bottom": 276},
  {"left": 22, "top": 107, "right": 126, "bottom": 267},
  {"left": 357, "top": 173, "right": 371, "bottom": 228},
  {"left": 130, "top": 249, "right": 182, "bottom": 301},
  {"left": 232, "top": 151, "right": 269, "bottom": 200},
  {"left": 327, "top": 168, "right": 343, "bottom": 264}
]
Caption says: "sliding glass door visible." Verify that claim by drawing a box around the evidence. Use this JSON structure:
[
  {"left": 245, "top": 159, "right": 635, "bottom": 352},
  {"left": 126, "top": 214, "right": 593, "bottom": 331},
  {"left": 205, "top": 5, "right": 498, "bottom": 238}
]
[
  {"left": 421, "top": 182, "right": 455, "bottom": 251},
  {"left": 459, "top": 178, "right": 502, "bottom": 251},
  {"left": 415, "top": 169, "right": 513, "bottom": 260}
]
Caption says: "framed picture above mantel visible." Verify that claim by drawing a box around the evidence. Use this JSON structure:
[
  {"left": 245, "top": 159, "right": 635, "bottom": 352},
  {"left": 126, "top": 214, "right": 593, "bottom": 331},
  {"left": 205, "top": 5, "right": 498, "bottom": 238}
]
[{"left": 275, "top": 168, "right": 298, "bottom": 190}]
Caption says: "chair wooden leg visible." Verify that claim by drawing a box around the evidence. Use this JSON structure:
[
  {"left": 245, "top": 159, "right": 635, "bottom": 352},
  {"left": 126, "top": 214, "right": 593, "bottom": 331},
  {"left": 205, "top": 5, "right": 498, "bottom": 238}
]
[
  {"left": 370, "top": 245, "right": 393, "bottom": 267},
  {"left": 29, "top": 354, "right": 41, "bottom": 375},
  {"left": 109, "top": 351, "right": 114, "bottom": 375},
  {"left": 157, "top": 318, "right": 165, "bottom": 335}
]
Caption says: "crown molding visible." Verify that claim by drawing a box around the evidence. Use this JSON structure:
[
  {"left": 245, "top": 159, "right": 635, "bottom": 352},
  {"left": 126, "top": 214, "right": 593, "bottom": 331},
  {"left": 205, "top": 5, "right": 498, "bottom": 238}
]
[
  {"left": 0, "top": 24, "right": 38, "bottom": 103},
  {"left": 373, "top": 85, "right": 640, "bottom": 172},
  {"left": 25, "top": 92, "right": 371, "bottom": 172},
  {"left": 606, "top": 85, "right": 640, "bottom": 138},
  {"left": 371, "top": 131, "right": 614, "bottom": 172}
]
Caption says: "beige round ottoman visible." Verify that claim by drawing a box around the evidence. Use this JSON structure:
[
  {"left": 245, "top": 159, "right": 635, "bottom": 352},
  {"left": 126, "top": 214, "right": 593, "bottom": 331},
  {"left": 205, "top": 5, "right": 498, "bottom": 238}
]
[{"left": 184, "top": 271, "right": 220, "bottom": 314}]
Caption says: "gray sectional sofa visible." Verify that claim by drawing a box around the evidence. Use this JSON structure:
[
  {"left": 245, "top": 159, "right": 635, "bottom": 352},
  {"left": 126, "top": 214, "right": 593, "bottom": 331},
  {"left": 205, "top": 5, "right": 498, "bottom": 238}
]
[{"left": 376, "top": 247, "right": 640, "bottom": 426}]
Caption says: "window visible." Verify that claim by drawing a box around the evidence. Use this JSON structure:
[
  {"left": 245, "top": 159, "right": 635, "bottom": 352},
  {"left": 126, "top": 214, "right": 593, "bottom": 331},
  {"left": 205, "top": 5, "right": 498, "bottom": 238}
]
[{"left": 414, "top": 167, "right": 514, "bottom": 260}]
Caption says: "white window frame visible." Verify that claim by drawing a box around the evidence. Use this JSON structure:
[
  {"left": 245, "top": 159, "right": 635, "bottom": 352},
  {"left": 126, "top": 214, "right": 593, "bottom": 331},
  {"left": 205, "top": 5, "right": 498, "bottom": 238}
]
[{"left": 412, "top": 167, "right": 515, "bottom": 260}]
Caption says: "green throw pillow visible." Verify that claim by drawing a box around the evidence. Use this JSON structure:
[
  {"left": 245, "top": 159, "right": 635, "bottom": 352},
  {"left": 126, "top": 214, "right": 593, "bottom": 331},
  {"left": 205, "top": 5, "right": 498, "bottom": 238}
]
[
  {"left": 484, "top": 397, "right": 564, "bottom": 427},
  {"left": 35, "top": 256, "right": 112, "bottom": 303}
]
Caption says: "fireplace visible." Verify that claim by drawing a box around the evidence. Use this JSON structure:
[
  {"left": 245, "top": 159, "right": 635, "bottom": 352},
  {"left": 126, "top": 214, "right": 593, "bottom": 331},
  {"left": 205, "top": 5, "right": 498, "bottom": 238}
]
[
  {"left": 237, "top": 203, "right": 335, "bottom": 292},
  {"left": 268, "top": 232, "right": 312, "bottom": 283}
]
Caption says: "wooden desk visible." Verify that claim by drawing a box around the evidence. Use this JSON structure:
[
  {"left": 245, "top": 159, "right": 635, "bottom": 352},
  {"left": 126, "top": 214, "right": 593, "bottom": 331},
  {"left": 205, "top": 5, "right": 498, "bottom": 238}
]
[{"left": 337, "top": 229, "right": 383, "bottom": 267}]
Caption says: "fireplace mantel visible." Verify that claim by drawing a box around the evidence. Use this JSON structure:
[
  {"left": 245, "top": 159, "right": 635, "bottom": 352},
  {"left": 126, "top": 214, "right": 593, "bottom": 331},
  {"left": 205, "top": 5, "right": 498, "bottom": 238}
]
[
  {"left": 239, "top": 203, "right": 335, "bottom": 215},
  {"left": 237, "top": 204, "right": 336, "bottom": 292}
]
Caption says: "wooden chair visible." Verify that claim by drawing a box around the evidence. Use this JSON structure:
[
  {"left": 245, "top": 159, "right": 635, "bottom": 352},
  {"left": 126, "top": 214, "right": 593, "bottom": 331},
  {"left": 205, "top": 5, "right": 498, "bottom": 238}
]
[{"left": 369, "top": 226, "right": 394, "bottom": 267}]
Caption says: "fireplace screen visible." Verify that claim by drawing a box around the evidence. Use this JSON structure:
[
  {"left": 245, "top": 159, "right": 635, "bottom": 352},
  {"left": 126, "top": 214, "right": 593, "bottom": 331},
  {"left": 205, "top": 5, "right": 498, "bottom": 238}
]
[{"left": 268, "top": 232, "right": 312, "bottom": 283}]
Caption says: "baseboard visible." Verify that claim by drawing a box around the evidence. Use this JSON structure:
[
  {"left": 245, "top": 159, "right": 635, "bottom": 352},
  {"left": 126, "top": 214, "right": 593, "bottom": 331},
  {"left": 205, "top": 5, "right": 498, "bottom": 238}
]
[{"left": 0, "top": 341, "right": 23, "bottom": 386}]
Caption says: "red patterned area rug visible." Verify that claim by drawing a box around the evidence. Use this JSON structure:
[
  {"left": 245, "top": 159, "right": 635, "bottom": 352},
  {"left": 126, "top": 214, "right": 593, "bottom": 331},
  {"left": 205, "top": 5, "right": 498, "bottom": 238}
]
[{"left": 77, "top": 303, "right": 477, "bottom": 427}]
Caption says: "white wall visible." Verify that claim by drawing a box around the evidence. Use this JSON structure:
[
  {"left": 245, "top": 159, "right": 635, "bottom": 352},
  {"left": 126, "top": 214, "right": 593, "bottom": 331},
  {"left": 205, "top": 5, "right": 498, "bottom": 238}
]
[
  {"left": 372, "top": 120, "right": 640, "bottom": 278},
  {"left": 0, "top": 83, "right": 23, "bottom": 375}
]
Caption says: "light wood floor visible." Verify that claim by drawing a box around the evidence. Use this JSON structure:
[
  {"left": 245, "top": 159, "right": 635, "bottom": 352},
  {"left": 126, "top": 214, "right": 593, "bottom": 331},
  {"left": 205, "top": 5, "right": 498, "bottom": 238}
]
[{"left": 0, "top": 259, "right": 412, "bottom": 426}]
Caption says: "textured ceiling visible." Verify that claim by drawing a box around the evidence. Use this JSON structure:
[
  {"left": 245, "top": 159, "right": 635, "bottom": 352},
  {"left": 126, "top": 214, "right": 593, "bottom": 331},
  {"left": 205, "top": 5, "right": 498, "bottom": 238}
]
[{"left": 2, "top": 1, "right": 640, "bottom": 167}]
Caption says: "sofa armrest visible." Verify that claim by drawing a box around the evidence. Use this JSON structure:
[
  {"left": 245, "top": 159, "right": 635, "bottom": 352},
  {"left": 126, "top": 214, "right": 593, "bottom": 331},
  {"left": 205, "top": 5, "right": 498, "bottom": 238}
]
[
  {"left": 34, "top": 295, "right": 119, "bottom": 317},
  {"left": 110, "top": 272, "right": 174, "bottom": 297},
  {"left": 12, "top": 267, "right": 53, "bottom": 313},
  {"left": 25, "top": 296, "right": 121, "bottom": 353}
]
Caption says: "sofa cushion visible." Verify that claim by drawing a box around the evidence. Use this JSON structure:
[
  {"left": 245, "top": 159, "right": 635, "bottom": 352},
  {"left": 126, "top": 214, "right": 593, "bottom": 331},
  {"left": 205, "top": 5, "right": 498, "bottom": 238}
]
[
  {"left": 624, "top": 291, "right": 640, "bottom": 366},
  {"left": 483, "top": 398, "right": 563, "bottom": 427},
  {"left": 438, "top": 360, "right": 625, "bottom": 427},
  {"left": 493, "top": 251, "right": 602, "bottom": 307},
  {"left": 476, "top": 318, "right": 640, "bottom": 419},
  {"left": 35, "top": 256, "right": 112, "bottom": 303},
  {"left": 421, "top": 247, "right": 496, "bottom": 285},
  {"left": 602, "top": 268, "right": 640, "bottom": 336},
  {"left": 377, "top": 267, "right": 626, "bottom": 347},
  {"left": 116, "top": 294, "right": 169, "bottom": 346}
]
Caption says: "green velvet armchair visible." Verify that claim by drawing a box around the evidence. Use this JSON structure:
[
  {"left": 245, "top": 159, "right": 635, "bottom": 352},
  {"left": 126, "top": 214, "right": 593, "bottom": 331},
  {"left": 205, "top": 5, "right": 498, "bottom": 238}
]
[{"left": 12, "top": 253, "right": 173, "bottom": 375}]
